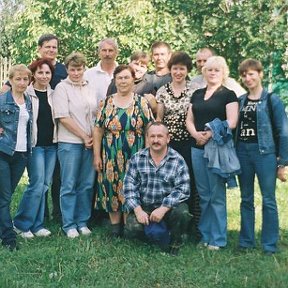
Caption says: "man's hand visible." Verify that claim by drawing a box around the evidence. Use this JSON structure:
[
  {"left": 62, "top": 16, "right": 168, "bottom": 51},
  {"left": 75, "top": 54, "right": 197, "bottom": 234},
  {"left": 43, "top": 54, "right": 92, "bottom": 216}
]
[
  {"left": 0, "top": 128, "right": 3, "bottom": 135},
  {"left": 277, "top": 166, "right": 287, "bottom": 182},
  {"left": 150, "top": 206, "right": 170, "bottom": 223},
  {"left": 134, "top": 206, "right": 149, "bottom": 225}
]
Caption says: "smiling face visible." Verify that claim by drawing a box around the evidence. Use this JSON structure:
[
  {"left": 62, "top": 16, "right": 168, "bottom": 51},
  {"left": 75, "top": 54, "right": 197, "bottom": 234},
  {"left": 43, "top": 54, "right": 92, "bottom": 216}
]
[
  {"left": 129, "top": 60, "right": 147, "bottom": 80},
  {"left": 38, "top": 39, "right": 58, "bottom": 63},
  {"left": 152, "top": 46, "right": 171, "bottom": 71},
  {"left": 115, "top": 68, "right": 134, "bottom": 94},
  {"left": 171, "top": 64, "right": 188, "bottom": 84},
  {"left": 33, "top": 64, "right": 52, "bottom": 89},
  {"left": 241, "top": 69, "right": 263, "bottom": 91},
  {"left": 203, "top": 65, "right": 224, "bottom": 86},
  {"left": 67, "top": 65, "right": 85, "bottom": 83}
]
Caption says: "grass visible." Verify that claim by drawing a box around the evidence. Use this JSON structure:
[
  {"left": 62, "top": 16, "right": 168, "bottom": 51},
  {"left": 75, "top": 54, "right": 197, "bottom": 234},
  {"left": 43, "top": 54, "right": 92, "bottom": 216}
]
[{"left": 1, "top": 176, "right": 288, "bottom": 288}]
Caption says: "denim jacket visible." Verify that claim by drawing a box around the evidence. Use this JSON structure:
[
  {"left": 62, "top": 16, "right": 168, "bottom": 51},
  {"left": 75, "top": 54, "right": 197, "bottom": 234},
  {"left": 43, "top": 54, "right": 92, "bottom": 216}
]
[
  {"left": 236, "top": 89, "right": 288, "bottom": 166},
  {"left": 0, "top": 90, "right": 33, "bottom": 155}
]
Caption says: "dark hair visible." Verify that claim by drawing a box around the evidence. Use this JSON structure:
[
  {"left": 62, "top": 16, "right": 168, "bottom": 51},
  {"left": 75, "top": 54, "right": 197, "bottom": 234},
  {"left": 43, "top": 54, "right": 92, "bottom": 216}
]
[
  {"left": 130, "top": 51, "right": 150, "bottom": 66},
  {"left": 28, "top": 58, "right": 55, "bottom": 83},
  {"left": 168, "top": 51, "right": 192, "bottom": 72},
  {"left": 151, "top": 41, "right": 171, "bottom": 53},
  {"left": 113, "top": 64, "right": 135, "bottom": 79},
  {"left": 238, "top": 59, "right": 263, "bottom": 76},
  {"left": 145, "top": 121, "right": 169, "bottom": 135},
  {"left": 38, "top": 34, "right": 59, "bottom": 47}
]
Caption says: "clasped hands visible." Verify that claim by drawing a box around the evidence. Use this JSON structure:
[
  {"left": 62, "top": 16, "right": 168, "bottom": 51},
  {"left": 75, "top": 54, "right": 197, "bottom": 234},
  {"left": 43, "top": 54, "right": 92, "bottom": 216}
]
[
  {"left": 134, "top": 206, "right": 170, "bottom": 226},
  {"left": 195, "top": 130, "right": 212, "bottom": 146}
]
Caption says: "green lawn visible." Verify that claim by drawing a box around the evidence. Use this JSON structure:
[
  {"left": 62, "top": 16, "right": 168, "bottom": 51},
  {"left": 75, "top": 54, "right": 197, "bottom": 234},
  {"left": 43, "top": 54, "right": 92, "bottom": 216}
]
[{"left": 1, "top": 176, "right": 288, "bottom": 288}]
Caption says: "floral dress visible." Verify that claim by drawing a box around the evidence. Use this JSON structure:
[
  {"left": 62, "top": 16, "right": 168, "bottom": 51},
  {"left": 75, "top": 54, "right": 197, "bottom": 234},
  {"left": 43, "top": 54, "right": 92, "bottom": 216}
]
[{"left": 95, "top": 94, "right": 153, "bottom": 212}]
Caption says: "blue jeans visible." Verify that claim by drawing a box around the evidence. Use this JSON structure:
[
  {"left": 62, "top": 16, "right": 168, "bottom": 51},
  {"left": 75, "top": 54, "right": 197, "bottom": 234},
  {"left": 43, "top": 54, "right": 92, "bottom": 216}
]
[
  {"left": 191, "top": 148, "right": 227, "bottom": 247},
  {"left": 236, "top": 142, "right": 278, "bottom": 252},
  {"left": 14, "top": 145, "right": 57, "bottom": 233},
  {"left": 58, "top": 143, "right": 95, "bottom": 233},
  {"left": 0, "top": 151, "right": 27, "bottom": 244}
]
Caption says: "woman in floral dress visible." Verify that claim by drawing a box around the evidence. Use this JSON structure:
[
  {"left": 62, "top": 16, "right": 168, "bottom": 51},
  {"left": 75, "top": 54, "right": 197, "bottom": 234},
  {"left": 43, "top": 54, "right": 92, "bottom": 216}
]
[{"left": 93, "top": 65, "right": 153, "bottom": 237}]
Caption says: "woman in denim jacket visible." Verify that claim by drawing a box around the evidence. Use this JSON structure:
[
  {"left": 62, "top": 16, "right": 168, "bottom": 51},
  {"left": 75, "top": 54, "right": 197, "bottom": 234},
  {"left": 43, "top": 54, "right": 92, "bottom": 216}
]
[
  {"left": 0, "top": 64, "right": 32, "bottom": 251},
  {"left": 236, "top": 59, "right": 288, "bottom": 255}
]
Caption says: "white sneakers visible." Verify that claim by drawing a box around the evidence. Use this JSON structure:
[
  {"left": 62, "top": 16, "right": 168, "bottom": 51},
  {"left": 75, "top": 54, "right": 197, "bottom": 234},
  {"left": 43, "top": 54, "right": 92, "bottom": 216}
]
[
  {"left": 66, "top": 227, "right": 92, "bottom": 238},
  {"left": 78, "top": 227, "right": 92, "bottom": 236},
  {"left": 34, "top": 228, "right": 52, "bottom": 237},
  {"left": 14, "top": 227, "right": 52, "bottom": 238},
  {"left": 207, "top": 245, "right": 220, "bottom": 251},
  {"left": 66, "top": 228, "right": 80, "bottom": 239},
  {"left": 14, "top": 227, "right": 34, "bottom": 239}
]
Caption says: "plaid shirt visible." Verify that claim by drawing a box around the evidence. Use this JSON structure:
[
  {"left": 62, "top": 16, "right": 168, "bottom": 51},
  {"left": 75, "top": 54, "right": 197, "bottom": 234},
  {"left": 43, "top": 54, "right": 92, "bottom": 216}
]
[{"left": 123, "top": 147, "right": 190, "bottom": 212}]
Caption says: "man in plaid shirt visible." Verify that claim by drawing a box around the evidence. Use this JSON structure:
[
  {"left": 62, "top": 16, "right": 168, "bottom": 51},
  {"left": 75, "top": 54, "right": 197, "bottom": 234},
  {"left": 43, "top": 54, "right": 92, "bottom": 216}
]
[{"left": 123, "top": 122, "right": 191, "bottom": 255}]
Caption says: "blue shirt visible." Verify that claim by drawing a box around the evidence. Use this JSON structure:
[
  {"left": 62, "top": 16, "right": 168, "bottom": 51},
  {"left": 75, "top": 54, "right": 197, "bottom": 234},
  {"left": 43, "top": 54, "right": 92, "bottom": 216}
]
[{"left": 123, "top": 147, "right": 190, "bottom": 212}]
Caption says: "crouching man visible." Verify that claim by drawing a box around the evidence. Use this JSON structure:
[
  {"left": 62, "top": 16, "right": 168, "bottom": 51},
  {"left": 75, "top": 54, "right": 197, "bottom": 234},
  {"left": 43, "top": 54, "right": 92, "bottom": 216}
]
[{"left": 122, "top": 122, "right": 191, "bottom": 255}]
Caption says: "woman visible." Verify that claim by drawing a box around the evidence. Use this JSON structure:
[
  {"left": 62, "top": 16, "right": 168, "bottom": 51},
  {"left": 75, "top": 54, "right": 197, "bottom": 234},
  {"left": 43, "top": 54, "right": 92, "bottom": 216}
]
[
  {"left": 13, "top": 58, "right": 56, "bottom": 238},
  {"left": 236, "top": 59, "right": 288, "bottom": 254},
  {"left": 156, "top": 51, "right": 200, "bottom": 241},
  {"left": 53, "top": 52, "right": 97, "bottom": 238},
  {"left": 93, "top": 65, "right": 153, "bottom": 237},
  {"left": 0, "top": 64, "right": 32, "bottom": 251},
  {"left": 186, "top": 56, "right": 238, "bottom": 250}
]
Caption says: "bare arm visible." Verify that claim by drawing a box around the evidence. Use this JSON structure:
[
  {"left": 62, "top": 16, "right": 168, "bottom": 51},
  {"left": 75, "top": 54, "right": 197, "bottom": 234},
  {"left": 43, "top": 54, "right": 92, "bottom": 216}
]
[
  {"left": 186, "top": 104, "right": 210, "bottom": 145},
  {"left": 59, "top": 117, "right": 93, "bottom": 148},
  {"left": 93, "top": 126, "right": 104, "bottom": 171},
  {"left": 156, "top": 102, "right": 165, "bottom": 122},
  {"left": 226, "top": 102, "right": 239, "bottom": 129},
  {"left": 144, "top": 93, "right": 158, "bottom": 114}
]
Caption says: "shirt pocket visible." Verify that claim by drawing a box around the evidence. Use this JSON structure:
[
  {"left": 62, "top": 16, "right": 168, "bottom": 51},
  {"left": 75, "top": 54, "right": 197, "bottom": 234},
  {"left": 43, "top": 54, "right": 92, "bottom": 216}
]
[{"left": 0, "top": 107, "right": 16, "bottom": 123}]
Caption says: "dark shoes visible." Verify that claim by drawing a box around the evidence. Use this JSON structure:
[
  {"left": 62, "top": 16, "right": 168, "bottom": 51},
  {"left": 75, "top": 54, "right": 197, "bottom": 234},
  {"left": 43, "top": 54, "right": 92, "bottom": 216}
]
[
  {"left": 110, "top": 223, "right": 123, "bottom": 238},
  {"left": 2, "top": 241, "right": 19, "bottom": 252}
]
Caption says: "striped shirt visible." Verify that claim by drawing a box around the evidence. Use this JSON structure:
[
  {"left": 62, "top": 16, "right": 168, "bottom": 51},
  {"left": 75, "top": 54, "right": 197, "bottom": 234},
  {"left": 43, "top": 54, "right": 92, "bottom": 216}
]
[{"left": 123, "top": 147, "right": 190, "bottom": 212}]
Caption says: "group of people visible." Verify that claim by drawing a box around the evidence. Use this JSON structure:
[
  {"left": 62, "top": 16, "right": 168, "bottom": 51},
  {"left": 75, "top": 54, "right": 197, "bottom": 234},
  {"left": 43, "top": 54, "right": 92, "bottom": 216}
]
[{"left": 0, "top": 34, "right": 287, "bottom": 256}]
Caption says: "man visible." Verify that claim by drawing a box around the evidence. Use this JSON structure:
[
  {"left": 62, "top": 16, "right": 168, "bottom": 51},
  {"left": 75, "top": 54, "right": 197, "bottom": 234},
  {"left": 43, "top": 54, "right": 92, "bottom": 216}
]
[
  {"left": 190, "top": 47, "right": 246, "bottom": 97},
  {"left": 123, "top": 122, "right": 191, "bottom": 255},
  {"left": 1, "top": 34, "right": 67, "bottom": 92},
  {"left": 148, "top": 41, "right": 172, "bottom": 91},
  {"left": 84, "top": 38, "right": 118, "bottom": 106}
]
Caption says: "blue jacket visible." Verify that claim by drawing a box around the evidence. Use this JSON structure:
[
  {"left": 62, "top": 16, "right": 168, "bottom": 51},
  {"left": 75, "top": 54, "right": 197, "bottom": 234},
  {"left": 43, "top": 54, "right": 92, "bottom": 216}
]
[
  {"left": 236, "top": 89, "right": 288, "bottom": 166},
  {"left": 0, "top": 90, "right": 33, "bottom": 156}
]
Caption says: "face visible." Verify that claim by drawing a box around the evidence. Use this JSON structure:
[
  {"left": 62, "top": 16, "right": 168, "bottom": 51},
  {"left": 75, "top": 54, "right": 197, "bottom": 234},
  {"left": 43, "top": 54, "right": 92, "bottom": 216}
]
[
  {"left": 10, "top": 71, "right": 30, "bottom": 94},
  {"left": 147, "top": 125, "right": 170, "bottom": 153},
  {"left": 171, "top": 64, "right": 188, "bottom": 84},
  {"left": 196, "top": 50, "right": 213, "bottom": 73},
  {"left": 67, "top": 65, "right": 85, "bottom": 83},
  {"left": 115, "top": 69, "right": 134, "bottom": 94},
  {"left": 98, "top": 43, "right": 118, "bottom": 62},
  {"left": 204, "top": 65, "right": 224, "bottom": 86},
  {"left": 241, "top": 69, "right": 263, "bottom": 90},
  {"left": 129, "top": 60, "right": 147, "bottom": 80},
  {"left": 38, "top": 39, "right": 58, "bottom": 61},
  {"left": 152, "top": 46, "right": 171, "bottom": 71},
  {"left": 33, "top": 64, "right": 52, "bottom": 88}
]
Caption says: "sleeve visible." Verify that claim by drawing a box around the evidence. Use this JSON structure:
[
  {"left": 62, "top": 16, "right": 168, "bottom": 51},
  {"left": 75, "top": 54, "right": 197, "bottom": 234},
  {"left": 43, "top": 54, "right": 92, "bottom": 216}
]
[
  {"left": 162, "top": 158, "right": 190, "bottom": 208},
  {"left": 52, "top": 84, "right": 70, "bottom": 119},
  {"left": 155, "top": 86, "right": 166, "bottom": 104},
  {"left": 123, "top": 156, "right": 142, "bottom": 212},
  {"left": 225, "top": 89, "right": 238, "bottom": 105},
  {"left": 139, "top": 96, "right": 154, "bottom": 125},
  {"left": 271, "top": 94, "right": 288, "bottom": 165}
]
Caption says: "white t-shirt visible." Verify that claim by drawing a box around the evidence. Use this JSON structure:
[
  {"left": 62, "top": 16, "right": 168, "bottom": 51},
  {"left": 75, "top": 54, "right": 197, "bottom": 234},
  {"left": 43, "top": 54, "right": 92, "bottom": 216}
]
[{"left": 15, "top": 103, "right": 29, "bottom": 152}]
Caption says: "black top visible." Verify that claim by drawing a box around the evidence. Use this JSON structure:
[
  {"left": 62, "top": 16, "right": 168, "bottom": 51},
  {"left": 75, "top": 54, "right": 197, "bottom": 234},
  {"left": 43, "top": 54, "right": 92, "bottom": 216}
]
[
  {"left": 35, "top": 89, "right": 54, "bottom": 146},
  {"left": 190, "top": 86, "right": 237, "bottom": 148},
  {"left": 238, "top": 98, "right": 258, "bottom": 143}
]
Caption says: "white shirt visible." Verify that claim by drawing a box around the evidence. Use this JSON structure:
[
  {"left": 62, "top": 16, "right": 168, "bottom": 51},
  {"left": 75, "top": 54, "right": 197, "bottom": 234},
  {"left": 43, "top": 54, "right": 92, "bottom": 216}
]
[
  {"left": 15, "top": 103, "right": 29, "bottom": 152},
  {"left": 84, "top": 61, "right": 117, "bottom": 107}
]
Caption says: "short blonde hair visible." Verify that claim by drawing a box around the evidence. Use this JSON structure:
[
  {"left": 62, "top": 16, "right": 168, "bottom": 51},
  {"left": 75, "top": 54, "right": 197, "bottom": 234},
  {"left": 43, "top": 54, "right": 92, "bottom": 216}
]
[
  {"left": 202, "top": 56, "right": 229, "bottom": 83},
  {"left": 8, "top": 64, "right": 32, "bottom": 80},
  {"left": 64, "top": 52, "right": 86, "bottom": 68}
]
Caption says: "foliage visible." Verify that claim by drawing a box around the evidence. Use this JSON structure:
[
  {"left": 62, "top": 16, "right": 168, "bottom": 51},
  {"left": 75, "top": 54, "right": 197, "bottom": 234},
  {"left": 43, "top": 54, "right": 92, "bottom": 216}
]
[
  {"left": 1, "top": 177, "right": 288, "bottom": 287},
  {"left": 1, "top": 0, "right": 287, "bottom": 98}
]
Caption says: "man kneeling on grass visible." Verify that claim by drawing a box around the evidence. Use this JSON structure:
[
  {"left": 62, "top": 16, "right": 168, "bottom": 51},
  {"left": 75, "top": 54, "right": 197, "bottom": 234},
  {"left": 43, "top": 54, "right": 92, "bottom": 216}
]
[{"left": 122, "top": 122, "right": 191, "bottom": 256}]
